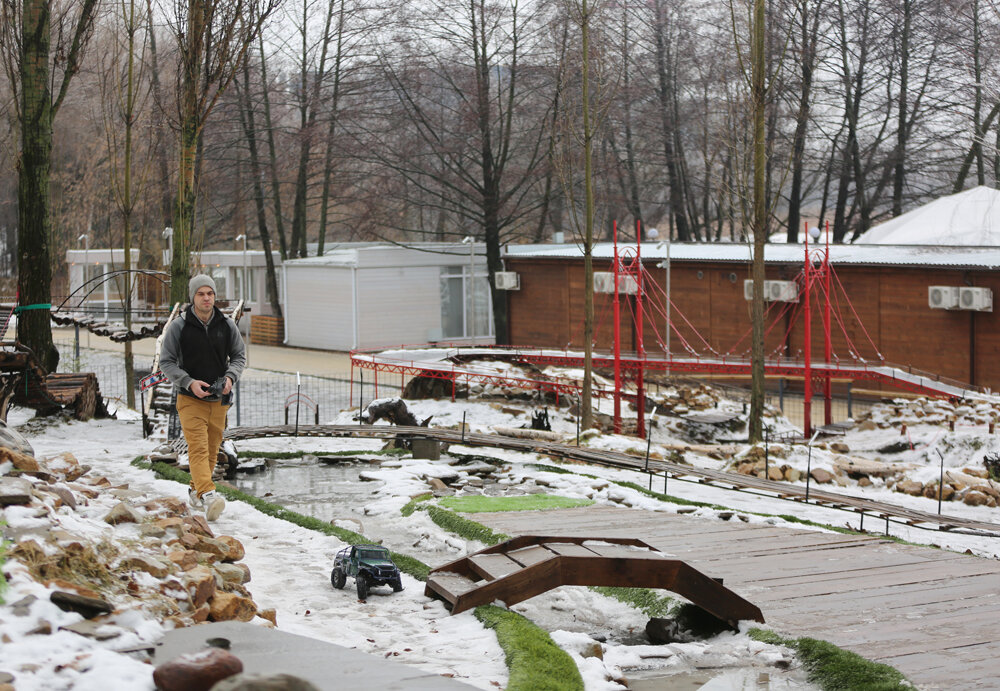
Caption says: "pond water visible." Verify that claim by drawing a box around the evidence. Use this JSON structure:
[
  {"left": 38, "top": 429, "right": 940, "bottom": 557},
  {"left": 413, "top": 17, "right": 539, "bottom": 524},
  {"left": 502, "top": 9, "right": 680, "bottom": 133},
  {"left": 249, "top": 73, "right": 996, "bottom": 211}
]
[{"left": 231, "top": 455, "right": 382, "bottom": 525}]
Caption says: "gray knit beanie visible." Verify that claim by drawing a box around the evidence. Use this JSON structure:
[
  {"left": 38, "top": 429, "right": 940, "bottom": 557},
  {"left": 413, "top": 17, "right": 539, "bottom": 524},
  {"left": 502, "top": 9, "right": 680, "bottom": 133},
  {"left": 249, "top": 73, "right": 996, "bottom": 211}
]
[{"left": 188, "top": 274, "right": 217, "bottom": 299}]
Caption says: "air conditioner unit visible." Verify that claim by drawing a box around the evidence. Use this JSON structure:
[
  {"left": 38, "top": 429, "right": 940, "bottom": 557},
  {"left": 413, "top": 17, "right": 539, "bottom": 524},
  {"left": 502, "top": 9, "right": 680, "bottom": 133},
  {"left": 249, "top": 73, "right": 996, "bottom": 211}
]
[
  {"left": 494, "top": 271, "right": 520, "bottom": 290},
  {"left": 743, "top": 280, "right": 798, "bottom": 302},
  {"left": 928, "top": 286, "right": 960, "bottom": 310},
  {"left": 767, "top": 280, "right": 799, "bottom": 303},
  {"left": 594, "top": 273, "right": 638, "bottom": 294},
  {"left": 959, "top": 286, "right": 993, "bottom": 312}
]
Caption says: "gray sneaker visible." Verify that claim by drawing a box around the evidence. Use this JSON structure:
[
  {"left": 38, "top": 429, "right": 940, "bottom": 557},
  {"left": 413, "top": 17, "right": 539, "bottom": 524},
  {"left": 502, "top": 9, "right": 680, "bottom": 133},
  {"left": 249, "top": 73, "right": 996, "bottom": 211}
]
[
  {"left": 188, "top": 488, "right": 204, "bottom": 510},
  {"left": 203, "top": 490, "right": 225, "bottom": 521}
]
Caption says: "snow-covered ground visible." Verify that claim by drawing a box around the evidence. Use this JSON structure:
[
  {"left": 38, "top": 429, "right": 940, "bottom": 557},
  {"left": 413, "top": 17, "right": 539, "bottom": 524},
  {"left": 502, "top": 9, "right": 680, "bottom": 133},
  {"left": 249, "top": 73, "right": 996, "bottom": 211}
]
[{"left": 3, "top": 353, "right": 1000, "bottom": 690}]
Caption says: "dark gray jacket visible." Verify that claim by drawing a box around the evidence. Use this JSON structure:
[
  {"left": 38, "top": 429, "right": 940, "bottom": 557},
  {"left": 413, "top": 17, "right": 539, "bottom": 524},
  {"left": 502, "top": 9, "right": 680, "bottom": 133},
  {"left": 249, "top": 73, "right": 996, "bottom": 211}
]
[{"left": 160, "top": 307, "right": 246, "bottom": 399}]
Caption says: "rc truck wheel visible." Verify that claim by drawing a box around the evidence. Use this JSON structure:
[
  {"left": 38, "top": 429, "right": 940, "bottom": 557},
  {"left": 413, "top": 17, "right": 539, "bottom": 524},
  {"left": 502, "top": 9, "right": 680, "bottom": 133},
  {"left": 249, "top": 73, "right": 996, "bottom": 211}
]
[
  {"left": 332, "top": 567, "right": 346, "bottom": 589},
  {"left": 356, "top": 572, "right": 369, "bottom": 600},
  {"left": 391, "top": 577, "right": 403, "bottom": 592}
]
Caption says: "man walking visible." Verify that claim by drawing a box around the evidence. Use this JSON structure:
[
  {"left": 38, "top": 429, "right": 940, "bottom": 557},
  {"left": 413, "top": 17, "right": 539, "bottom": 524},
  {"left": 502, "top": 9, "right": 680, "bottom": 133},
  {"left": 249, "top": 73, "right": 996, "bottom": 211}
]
[{"left": 161, "top": 275, "right": 246, "bottom": 521}]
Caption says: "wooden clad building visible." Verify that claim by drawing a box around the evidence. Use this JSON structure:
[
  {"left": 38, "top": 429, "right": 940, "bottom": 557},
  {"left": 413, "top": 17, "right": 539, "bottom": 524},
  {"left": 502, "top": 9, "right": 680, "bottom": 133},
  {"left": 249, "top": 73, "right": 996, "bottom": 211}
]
[{"left": 501, "top": 243, "right": 1000, "bottom": 392}]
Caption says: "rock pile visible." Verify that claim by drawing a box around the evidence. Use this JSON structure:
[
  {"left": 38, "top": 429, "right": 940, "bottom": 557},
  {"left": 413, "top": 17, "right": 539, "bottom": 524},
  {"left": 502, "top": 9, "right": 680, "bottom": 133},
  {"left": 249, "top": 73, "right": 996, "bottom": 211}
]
[
  {"left": 1, "top": 447, "right": 275, "bottom": 647},
  {"left": 887, "top": 468, "right": 1000, "bottom": 507},
  {"left": 858, "top": 397, "right": 1000, "bottom": 430}
]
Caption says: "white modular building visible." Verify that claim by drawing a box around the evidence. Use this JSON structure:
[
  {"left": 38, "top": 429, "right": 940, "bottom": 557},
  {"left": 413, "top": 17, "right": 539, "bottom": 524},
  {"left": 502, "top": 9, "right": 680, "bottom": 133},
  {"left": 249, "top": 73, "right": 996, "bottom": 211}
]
[{"left": 281, "top": 242, "right": 493, "bottom": 350}]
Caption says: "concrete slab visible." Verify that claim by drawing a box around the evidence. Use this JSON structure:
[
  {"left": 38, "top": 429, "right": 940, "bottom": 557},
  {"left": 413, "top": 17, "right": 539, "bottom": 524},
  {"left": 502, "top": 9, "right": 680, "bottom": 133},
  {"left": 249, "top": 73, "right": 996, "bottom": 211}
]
[{"left": 152, "top": 621, "right": 473, "bottom": 690}]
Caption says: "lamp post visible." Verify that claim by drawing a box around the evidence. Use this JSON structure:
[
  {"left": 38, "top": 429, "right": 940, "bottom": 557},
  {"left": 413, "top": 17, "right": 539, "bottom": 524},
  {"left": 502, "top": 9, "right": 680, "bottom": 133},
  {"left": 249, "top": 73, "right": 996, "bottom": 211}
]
[
  {"left": 235, "top": 234, "right": 247, "bottom": 302},
  {"left": 462, "top": 236, "right": 475, "bottom": 345}
]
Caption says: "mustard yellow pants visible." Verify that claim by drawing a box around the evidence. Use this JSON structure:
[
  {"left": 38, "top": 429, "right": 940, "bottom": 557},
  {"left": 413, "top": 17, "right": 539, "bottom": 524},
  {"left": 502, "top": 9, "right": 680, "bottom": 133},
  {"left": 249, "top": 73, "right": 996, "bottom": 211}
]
[{"left": 176, "top": 395, "right": 229, "bottom": 497}]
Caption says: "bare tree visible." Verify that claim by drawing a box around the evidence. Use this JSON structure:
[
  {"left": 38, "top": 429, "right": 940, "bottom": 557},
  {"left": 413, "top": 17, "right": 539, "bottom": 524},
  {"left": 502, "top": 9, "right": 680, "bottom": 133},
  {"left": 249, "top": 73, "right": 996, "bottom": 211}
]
[
  {"left": 0, "top": 0, "right": 100, "bottom": 371},
  {"left": 164, "top": 0, "right": 279, "bottom": 304}
]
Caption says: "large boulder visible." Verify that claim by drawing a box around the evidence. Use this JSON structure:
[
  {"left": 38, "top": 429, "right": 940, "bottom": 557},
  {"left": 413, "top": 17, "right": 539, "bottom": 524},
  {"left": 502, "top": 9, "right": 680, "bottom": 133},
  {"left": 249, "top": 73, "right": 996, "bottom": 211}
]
[
  {"left": 0, "top": 419, "right": 34, "bottom": 457},
  {"left": 152, "top": 647, "right": 243, "bottom": 691}
]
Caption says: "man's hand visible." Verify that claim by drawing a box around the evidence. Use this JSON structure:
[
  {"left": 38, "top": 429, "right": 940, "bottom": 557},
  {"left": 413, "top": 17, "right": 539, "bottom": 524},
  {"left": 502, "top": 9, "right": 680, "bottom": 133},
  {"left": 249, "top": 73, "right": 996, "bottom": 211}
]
[
  {"left": 222, "top": 376, "right": 233, "bottom": 395},
  {"left": 189, "top": 380, "right": 211, "bottom": 398}
]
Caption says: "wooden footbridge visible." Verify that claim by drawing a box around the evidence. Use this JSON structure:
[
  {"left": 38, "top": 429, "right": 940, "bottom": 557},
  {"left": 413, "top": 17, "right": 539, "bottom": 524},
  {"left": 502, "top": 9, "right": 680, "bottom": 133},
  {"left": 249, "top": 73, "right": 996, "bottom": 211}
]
[
  {"left": 424, "top": 535, "right": 764, "bottom": 625},
  {"left": 210, "top": 423, "right": 1000, "bottom": 537}
]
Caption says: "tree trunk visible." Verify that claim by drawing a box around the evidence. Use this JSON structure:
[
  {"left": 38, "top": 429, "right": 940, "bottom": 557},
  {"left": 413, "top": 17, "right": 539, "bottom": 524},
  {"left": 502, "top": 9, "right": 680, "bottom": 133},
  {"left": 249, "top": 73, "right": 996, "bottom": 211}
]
[
  {"left": 259, "top": 36, "right": 289, "bottom": 261},
  {"left": 653, "top": 0, "right": 691, "bottom": 241},
  {"left": 239, "top": 60, "right": 282, "bottom": 318},
  {"left": 748, "top": 0, "right": 767, "bottom": 444},
  {"left": 18, "top": 0, "right": 58, "bottom": 372},
  {"left": 581, "top": 0, "right": 595, "bottom": 431},
  {"left": 892, "top": 0, "right": 911, "bottom": 217}
]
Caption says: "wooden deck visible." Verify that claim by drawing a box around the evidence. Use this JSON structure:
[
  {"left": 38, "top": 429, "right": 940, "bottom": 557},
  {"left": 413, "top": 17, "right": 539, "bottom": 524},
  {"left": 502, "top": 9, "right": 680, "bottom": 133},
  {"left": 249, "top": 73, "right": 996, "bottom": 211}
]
[{"left": 473, "top": 505, "right": 1000, "bottom": 690}]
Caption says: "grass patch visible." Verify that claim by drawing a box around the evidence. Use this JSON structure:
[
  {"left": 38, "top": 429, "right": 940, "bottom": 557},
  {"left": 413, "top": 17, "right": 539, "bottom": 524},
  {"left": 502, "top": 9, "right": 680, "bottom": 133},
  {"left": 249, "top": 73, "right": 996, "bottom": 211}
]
[
  {"left": 749, "top": 629, "right": 911, "bottom": 690},
  {"left": 132, "top": 458, "right": 430, "bottom": 581},
  {"left": 425, "top": 505, "right": 509, "bottom": 545},
  {"left": 589, "top": 586, "right": 674, "bottom": 618},
  {"left": 475, "top": 605, "right": 583, "bottom": 691},
  {"left": 400, "top": 492, "right": 434, "bottom": 517},
  {"left": 438, "top": 495, "right": 594, "bottom": 513}
]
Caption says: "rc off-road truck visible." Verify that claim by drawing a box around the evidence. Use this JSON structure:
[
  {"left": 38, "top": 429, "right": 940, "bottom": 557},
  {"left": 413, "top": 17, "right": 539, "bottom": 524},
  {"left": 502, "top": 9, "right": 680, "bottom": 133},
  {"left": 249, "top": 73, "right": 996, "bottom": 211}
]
[{"left": 331, "top": 544, "right": 403, "bottom": 600}]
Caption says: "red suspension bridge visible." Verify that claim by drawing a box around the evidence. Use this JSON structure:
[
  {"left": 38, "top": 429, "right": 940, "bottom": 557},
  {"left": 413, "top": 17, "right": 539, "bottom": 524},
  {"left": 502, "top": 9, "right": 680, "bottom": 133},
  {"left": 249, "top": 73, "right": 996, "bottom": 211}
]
[{"left": 353, "top": 223, "right": 999, "bottom": 437}]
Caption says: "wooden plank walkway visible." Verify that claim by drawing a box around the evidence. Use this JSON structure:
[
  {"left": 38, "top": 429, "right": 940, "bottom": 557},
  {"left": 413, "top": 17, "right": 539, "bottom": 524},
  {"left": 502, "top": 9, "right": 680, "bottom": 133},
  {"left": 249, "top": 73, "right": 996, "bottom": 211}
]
[{"left": 473, "top": 505, "right": 1000, "bottom": 690}]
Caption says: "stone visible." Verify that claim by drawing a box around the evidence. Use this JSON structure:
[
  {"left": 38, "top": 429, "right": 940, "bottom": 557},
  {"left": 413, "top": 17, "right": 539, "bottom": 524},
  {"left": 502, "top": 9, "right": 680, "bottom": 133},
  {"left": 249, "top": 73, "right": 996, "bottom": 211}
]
[
  {"left": 766, "top": 466, "right": 783, "bottom": 481},
  {"left": 192, "top": 535, "right": 232, "bottom": 560},
  {"left": 104, "top": 502, "right": 142, "bottom": 525},
  {"left": 829, "top": 441, "right": 850, "bottom": 454},
  {"left": 156, "top": 517, "right": 186, "bottom": 533},
  {"left": 215, "top": 563, "right": 251, "bottom": 585},
  {"left": 858, "top": 477, "right": 873, "bottom": 488},
  {"left": 168, "top": 549, "right": 201, "bottom": 571},
  {"left": 142, "top": 496, "right": 189, "bottom": 515},
  {"left": 0, "top": 419, "right": 34, "bottom": 456},
  {"left": 427, "top": 478, "right": 449, "bottom": 491},
  {"left": 580, "top": 642, "right": 604, "bottom": 660},
  {"left": 964, "top": 491, "right": 989, "bottom": 506},
  {"left": 858, "top": 420, "right": 878, "bottom": 431},
  {"left": 209, "top": 592, "right": 258, "bottom": 622},
  {"left": 212, "top": 673, "right": 320, "bottom": 691},
  {"left": 191, "top": 605, "right": 211, "bottom": 623},
  {"left": 50, "top": 484, "right": 78, "bottom": 509},
  {"left": 216, "top": 535, "right": 246, "bottom": 562},
  {"left": 183, "top": 515, "right": 215, "bottom": 537},
  {"left": 49, "top": 591, "right": 112, "bottom": 619},
  {"left": 141, "top": 523, "right": 167, "bottom": 538},
  {"left": 645, "top": 617, "right": 685, "bottom": 644},
  {"left": 0, "top": 476, "right": 34, "bottom": 505},
  {"left": 257, "top": 608, "right": 277, "bottom": 626},
  {"left": 152, "top": 647, "right": 244, "bottom": 691},
  {"left": 809, "top": 468, "right": 835, "bottom": 484},
  {"left": 784, "top": 468, "right": 801, "bottom": 483},
  {"left": 61, "top": 619, "right": 122, "bottom": 640},
  {"left": 896, "top": 480, "right": 924, "bottom": 496},
  {"left": 122, "top": 555, "right": 171, "bottom": 578},
  {"left": 0, "top": 446, "right": 38, "bottom": 472},
  {"left": 186, "top": 567, "right": 218, "bottom": 608}
]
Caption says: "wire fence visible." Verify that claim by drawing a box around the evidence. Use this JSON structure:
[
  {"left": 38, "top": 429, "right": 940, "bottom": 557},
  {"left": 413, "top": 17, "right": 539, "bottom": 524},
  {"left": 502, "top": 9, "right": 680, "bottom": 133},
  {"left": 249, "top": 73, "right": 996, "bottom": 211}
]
[{"left": 51, "top": 338, "right": 876, "bottom": 432}]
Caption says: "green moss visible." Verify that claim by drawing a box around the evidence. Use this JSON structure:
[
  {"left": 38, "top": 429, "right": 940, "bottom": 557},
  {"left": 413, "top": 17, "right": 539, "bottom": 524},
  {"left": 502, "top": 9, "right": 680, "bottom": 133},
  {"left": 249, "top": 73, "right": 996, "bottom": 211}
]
[
  {"left": 131, "top": 458, "right": 430, "bottom": 581},
  {"left": 438, "top": 495, "right": 594, "bottom": 513},
  {"left": 475, "top": 605, "right": 583, "bottom": 691},
  {"left": 400, "top": 493, "right": 434, "bottom": 517},
  {"left": 748, "top": 629, "right": 911, "bottom": 691},
  {"left": 425, "top": 505, "right": 509, "bottom": 545},
  {"left": 589, "top": 586, "right": 673, "bottom": 618}
]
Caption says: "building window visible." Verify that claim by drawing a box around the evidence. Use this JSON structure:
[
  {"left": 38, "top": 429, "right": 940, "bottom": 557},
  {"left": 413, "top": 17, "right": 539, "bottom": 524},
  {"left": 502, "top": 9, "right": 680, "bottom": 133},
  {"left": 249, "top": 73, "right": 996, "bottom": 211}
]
[
  {"left": 232, "top": 268, "right": 257, "bottom": 302},
  {"left": 440, "top": 265, "right": 493, "bottom": 340}
]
